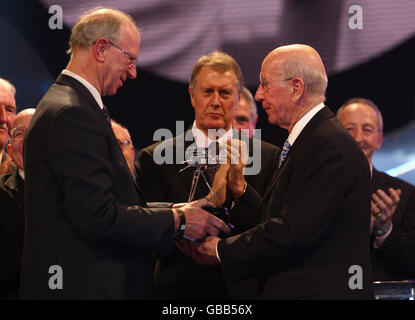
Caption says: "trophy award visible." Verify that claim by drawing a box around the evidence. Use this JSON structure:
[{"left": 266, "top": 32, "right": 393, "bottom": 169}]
[{"left": 180, "top": 143, "right": 234, "bottom": 231}]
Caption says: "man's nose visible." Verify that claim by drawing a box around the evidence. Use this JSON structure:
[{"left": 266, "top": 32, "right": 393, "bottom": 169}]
[
  {"left": 210, "top": 92, "right": 221, "bottom": 107},
  {"left": 128, "top": 66, "right": 137, "bottom": 79},
  {"left": 255, "top": 85, "right": 264, "bottom": 101},
  {"left": 353, "top": 128, "right": 364, "bottom": 143},
  {"left": 0, "top": 106, "right": 7, "bottom": 125}
]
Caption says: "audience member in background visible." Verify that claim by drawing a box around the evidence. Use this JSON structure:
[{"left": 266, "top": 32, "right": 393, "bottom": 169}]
[
  {"left": 337, "top": 98, "right": 415, "bottom": 281},
  {"left": 0, "top": 78, "right": 17, "bottom": 172},
  {"left": 135, "top": 51, "right": 280, "bottom": 299},
  {"left": 111, "top": 119, "right": 135, "bottom": 176},
  {"left": 0, "top": 108, "right": 35, "bottom": 299},
  {"left": 232, "top": 87, "right": 258, "bottom": 138}
]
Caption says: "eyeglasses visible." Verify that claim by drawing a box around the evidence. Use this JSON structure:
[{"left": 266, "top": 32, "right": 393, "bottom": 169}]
[
  {"left": 108, "top": 41, "right": 137, "bottom": 68},
  {"left": 10, "top": 124, "right": 27, "bottom": 141},
  {"left": 118, "top": 139, "right": 132, "bottom": 148},
  {"left": 259, "top": 77, "right": 295, "bottom": 92}
]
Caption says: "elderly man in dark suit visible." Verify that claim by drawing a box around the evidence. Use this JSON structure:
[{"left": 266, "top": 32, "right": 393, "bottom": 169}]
[
  {"left": 194, "top": 44, "right": 374, "bottom": 299},
  {"left": 135, "top": 51, "right": 280, "bottom": 299},
  {"left": 21, "top": 7, "right": 228, "bottom": 300},
  {"left": 0, "top": 108, "right": 35, "bottom": 299},
  {"left": 0, "top": 78, "right": 17, "bottom": 171},
  {"left": 337, "top": 98, "right": 415, "bottom": 281}
]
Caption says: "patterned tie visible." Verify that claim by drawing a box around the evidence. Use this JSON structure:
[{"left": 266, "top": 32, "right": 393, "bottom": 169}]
[
  {"left": 102, "top": 105, "right": 110, "bottom": 123},
  {"left": 278, "top": 140, "right": 291, "bottom": 168}
]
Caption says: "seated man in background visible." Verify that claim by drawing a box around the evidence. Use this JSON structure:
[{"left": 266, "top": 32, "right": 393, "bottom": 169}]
[
  {"left": 111, "top": 119, "right": 135, "bottom": 176},
  {"left": 135, "top": 51, "right": 280, "bottom": 299},
  {"left": 0, "top": 78, "right": 17, "bottom": 173},
  {"left": 0, "top": 108, "right": 35, "bottom": 299},
  {"left": 232, "top": 87, "right": 258, "bottom": 138},
  {"left": 337, "top": 98, "right": 415, "bottom": 281}
]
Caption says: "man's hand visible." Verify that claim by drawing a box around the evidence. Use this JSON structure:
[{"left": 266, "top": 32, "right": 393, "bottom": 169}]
[
  {"left": 207, "top": 163, "right": 230, "bottom": 206},
  {"left": 175, "top": 237, "right": 221, "bottom": 265},
  {"left": 172, "top": 199, "right": 230, "bottom": 240},
  {"left": 370, "top": 187, "right": 401, "bottom": 246},
  {"left": 226, "top": 139, "right": 248, "bottom": 199}
]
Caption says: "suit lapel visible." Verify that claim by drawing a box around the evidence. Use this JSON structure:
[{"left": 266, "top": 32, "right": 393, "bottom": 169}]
[{"left": 261, "top": 106, "right": 335, "bottom": 206}]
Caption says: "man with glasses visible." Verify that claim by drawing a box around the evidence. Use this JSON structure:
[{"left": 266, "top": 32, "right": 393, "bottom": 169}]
[
  {"left": 0, "top": 78, "right": 17, "bottom": 170},
  {"left": 111, "top": 119, "right": 135, "bottom": 176},
  {"left": 21, "top": 7, "right": 228, "bottom": 300},
  {"left": 0, "top": 108, "right": 35, "bottom": 299}
]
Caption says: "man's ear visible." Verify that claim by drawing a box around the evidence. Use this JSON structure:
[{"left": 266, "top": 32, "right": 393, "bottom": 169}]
[
  {"left": 93, "top": 38, "right": 108, "bottom": 63},
  {"left": 188, "top": 86, "right": 195, "bottom": 109},
  {"left": 291, "top": 77, "right": 305, "bottom": 102}
]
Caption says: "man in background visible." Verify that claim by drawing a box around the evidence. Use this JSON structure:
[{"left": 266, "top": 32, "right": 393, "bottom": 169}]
[
  {"left": 111, "top": 119, "right": 135, "bottom": 176},
  {"left": 337, "top": 98, "right": 415, "bottom": 281},
  {"left": 232, "top": 87, "right": 258, "bottom": 138},
  {"left": 135, "top": 51, "right": 280, "bottom": 299},
  {"left": 0, "top": 108, "right": 35, "bottom": 299},
  {"left": 0, "top": 78, "right": 17, "bottom": 170}
]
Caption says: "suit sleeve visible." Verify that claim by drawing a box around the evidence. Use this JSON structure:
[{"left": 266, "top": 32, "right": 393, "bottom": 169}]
[
  {"left": 375, "top": 180, "right": 415, "bottom": 275},
  {"left": 49, "top": 106, "right": 174, "bottom": 254}
]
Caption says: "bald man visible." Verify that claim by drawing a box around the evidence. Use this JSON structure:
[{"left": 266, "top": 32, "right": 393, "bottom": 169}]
[
  {"left": 194, "top": 44, "right": 374, "bottom": 299},
  {"left": 0, "top": 108, "right": 35, "bottom": 299},
  {"left": 337, "top": 98, "right": 415, "bottom": 281}
]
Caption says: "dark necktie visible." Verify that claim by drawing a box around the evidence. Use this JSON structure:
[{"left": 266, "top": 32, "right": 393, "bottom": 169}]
[{"left": 102, "top": 105, "right": 110, "bottom": 123}]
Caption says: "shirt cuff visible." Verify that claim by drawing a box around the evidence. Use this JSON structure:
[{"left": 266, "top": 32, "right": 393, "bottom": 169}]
[{"left": 215, "top": 240, "right": 221, "bottom": 263}]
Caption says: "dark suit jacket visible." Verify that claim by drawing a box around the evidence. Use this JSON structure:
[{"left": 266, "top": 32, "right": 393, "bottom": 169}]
[
  {"left": 371, "top": 168, "right": 415, "bottom": 281},
  {"left": 21, "top": 74, "right": 175, "bottom": 299},
  {"left": 218, "top": 106, "right": 374, "bottom": 299},
  {"left": 135, "top": 130, "right": 280, "bottom": 299},
  {"left": 0, "top": 167, "right": 25, "bottom": 299}
]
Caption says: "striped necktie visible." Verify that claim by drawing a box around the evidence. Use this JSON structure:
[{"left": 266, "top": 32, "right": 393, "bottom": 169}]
[
  {"left": 102, "top": 105, "right": 110, "bottom": 123},
  {"left": 278, "top": 140, "right": 291, "bottom": 168}
]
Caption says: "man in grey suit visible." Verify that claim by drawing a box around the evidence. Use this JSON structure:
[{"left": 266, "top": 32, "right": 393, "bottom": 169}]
[
  {"left": 194, "top": 44, "right": 374, "bottom": 299},
  {"left": 21, "top": 7, "right": 228, "bottom": 299}
]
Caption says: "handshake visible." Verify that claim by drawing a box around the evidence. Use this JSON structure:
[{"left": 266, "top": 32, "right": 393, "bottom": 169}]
[{"left": 170, "top": 198, "right": 229, "bottom": 266}]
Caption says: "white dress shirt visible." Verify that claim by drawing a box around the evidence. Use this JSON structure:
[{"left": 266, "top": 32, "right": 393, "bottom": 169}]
[{"left": 61, "top": 69, "right": 104, "bottom": 110}]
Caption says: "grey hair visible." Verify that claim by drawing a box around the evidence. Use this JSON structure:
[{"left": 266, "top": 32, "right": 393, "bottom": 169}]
[
  {"left": 0, "top": 78, "right": 16, "bottom": 96},
  {"left": 277, "top": 53, "right": 328, "bottom": 99},
  {"left": 67, "top": 7, "right": 138, "bottom": 55},
  {"left": 189, "top": 51, "right": 244, "bottom": 95},
  {"left": 337, "top": 97, "right": 384, "bottom": 133},
  {"left": 240, "top": 87, "right": 257, "bottom": 123}
]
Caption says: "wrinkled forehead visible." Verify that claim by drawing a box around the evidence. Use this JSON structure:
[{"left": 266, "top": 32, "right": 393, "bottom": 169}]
[{"left": 0, "top": 87, "right": 16, "bottom": 106}]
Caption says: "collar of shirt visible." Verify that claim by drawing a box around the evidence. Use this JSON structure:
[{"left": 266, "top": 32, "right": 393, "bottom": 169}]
[
  {"left": 287, "top": 102, "right": 325, "bottom": 146},
  {"left": 62, "top": 69, "right": 104, "bottom": 110},
  {"left": 191, "top": 121, "right": 234, "bottom": 148}
]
